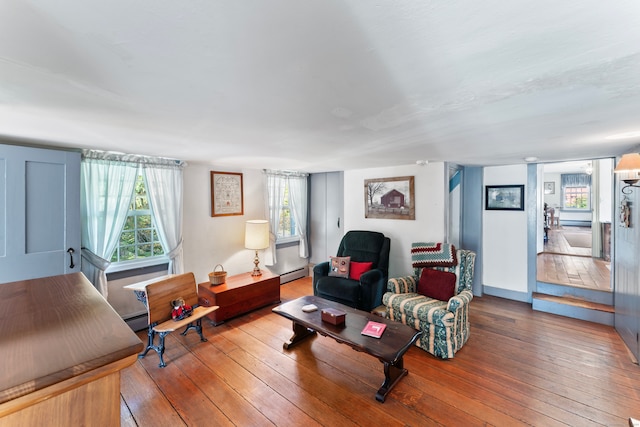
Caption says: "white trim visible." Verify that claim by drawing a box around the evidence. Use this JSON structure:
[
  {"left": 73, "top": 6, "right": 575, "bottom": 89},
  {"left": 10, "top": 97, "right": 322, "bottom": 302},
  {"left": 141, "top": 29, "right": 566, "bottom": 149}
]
[
  {"left": 106, "top": 256, "right": 170, "bottom": 273},
  {"left": 276, "top": 235, "right": 300, "bottom": 245}
]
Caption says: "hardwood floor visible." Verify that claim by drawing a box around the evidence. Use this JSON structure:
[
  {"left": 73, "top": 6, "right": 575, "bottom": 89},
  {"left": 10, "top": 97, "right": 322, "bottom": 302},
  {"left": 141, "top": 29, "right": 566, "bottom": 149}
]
[
  {"left": 120, "top": 277, "right": 639, "bottom": 426},
  {"left": 538, "top": 226, "right": 611, "bottom": 291}
]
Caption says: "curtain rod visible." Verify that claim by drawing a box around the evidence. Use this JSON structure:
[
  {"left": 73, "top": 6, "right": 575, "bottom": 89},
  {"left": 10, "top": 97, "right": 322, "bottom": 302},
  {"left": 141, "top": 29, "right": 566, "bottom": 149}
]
[
  {"left": 263, "top": 169, "right": 309, "bottom": 177},
  {"left": 82, "top": 149, "right": 186, "bottom": 168}
]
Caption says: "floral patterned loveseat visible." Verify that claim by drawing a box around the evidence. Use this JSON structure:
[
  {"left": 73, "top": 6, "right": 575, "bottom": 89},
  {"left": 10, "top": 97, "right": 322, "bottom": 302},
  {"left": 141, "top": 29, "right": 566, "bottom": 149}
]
[{"left": 382, "top": 244, "right": 476, "bottom": 359}]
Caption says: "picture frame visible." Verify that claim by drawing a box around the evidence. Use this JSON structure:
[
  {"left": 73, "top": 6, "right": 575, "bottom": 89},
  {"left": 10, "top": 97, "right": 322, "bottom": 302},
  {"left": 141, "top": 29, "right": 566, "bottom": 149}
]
[
  {"left": 544, "top": 181, "right": 555, "bottom": 195},
  {"left": 485, "top": 185, "right": 525, "bottom": 211},
  {"left": 211, "top": 171, "right": 244, "bottom": 217},
  {"left": 364, "top": 176, "right": 415, "bottom": 220}
]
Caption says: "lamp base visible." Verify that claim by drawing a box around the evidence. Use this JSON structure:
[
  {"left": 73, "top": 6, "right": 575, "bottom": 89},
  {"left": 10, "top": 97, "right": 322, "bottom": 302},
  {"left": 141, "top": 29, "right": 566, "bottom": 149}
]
[{"left": 252, "top": 250, "right": 262, "bottom": 276}]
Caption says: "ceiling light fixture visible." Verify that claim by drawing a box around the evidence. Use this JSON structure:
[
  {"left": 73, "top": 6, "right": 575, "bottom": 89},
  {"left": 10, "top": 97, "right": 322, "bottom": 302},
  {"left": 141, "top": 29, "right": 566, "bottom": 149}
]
[
  {"left": 523, "top": 157, "right": 538, "bottom": 163},
  {"left": 614, "top": 153, "right": 640, "bottom": 194}
]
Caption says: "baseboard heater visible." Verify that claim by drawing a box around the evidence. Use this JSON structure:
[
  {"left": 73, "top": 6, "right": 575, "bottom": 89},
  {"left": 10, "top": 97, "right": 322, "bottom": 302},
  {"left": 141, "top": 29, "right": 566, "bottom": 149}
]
[
  {"left": 280, "top": 267, "right": 308, "bottom": 284},
  {"left": 124, "top": 313, "right": 148, "bottom": 332}
]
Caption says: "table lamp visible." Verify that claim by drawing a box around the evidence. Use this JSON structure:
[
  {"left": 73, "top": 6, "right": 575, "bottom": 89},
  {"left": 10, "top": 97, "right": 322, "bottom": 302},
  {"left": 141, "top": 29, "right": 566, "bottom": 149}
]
[{"left": 245, "top": 220, "right": 270, "bottom": 276}]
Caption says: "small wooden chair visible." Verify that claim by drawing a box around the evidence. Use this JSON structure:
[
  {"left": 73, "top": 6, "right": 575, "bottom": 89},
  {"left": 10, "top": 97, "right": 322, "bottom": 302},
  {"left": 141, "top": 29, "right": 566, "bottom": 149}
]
[{"left": 138, "top": 272, "right": 218, "bottom": 367}]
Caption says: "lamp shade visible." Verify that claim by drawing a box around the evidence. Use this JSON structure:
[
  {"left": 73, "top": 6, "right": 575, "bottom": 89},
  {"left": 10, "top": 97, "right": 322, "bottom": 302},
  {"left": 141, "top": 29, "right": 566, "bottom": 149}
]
[
  {"left": 245, "top": 220, "right": 269, "bottom": 250},
  {"left": 614, "top": 153, "right": 640, "bottom": 173}
]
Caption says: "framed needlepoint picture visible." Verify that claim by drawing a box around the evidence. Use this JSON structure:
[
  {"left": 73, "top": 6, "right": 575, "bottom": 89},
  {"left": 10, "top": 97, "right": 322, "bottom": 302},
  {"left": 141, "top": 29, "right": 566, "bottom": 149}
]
[{"left": 211, "top": 171, "right": 244, "bottom": 217}]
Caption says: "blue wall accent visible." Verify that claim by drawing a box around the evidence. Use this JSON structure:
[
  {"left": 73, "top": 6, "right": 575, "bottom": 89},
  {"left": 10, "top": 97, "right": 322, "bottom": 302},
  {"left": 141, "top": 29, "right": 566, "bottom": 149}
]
[
  {"left": 461, "top": 166, "right": 483, "bottom": 296},
  {"left": 526, "top": 164, "right": 537, "bottom": 302},
  {"left": 449, "top": 169, "right": 461, "bottom": 193},
  {"left": 483, "top": 285, "right": 529, "bottom": 303}
]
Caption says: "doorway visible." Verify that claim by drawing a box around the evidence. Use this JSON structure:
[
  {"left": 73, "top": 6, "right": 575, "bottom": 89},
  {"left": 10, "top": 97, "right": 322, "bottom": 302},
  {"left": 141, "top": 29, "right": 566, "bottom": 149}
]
[{"left": 537, "top": 159, "right": 613, "bottom": 291}]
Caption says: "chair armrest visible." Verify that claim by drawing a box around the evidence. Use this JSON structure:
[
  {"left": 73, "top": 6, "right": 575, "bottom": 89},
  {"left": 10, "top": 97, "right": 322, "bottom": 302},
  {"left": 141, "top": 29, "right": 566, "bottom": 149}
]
[
  {"left": 359, "top": 268, "right": 383, "bottom": 286},
  {"left": 387, "top": 276, "right": 417, "bottom": 294},
  {"left": 313, "top": 261, "right": 330, "bottom": 277},
  {"left": 359, "top": 269, "right": 385, "bottom": 311},
  {"left": 447, "top": 289, "right": 473, "bottom": 312},
  {"left": 312, "top": 261, "right": 330, "bottom": 295},
  {"left": 428, "top": 290, "right": 473, "bottom": 327}
]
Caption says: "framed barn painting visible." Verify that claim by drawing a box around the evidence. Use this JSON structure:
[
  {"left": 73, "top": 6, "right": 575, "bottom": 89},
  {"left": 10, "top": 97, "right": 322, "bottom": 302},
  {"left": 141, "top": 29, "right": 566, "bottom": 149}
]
[
  {"left": 364, "top": 176, "right": 415, "bottom": 220},
  {"left": 485, "top": 184, "right": 525, "bottom": 211}
]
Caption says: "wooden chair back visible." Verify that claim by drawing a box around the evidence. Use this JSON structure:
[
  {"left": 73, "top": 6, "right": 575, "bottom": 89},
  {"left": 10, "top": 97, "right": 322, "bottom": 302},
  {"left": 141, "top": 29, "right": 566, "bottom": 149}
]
[{"left": 145, "top": 273, "right": 199, "bottom": 325}]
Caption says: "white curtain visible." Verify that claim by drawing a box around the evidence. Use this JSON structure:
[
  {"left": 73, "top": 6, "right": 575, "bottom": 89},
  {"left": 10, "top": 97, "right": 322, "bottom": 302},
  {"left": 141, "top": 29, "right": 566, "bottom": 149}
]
[
  {"left": 264, "top": 172, "right": 286, "bottom": 265},
  {"left": 144, "top": 163, "right": 185, "bottom": 274},
  {"left": 288, "top": 174, "right": 309, "bottom": 258},
  {"left": 80, "top": 152, "right": 138, "bottom": 297}
]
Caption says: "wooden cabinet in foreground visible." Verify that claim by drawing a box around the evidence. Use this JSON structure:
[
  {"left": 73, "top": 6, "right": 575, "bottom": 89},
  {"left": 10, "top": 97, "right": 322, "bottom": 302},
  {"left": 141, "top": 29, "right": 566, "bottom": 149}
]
[{"left": 0, "top": 273, "right": 143, "bottom": 426}]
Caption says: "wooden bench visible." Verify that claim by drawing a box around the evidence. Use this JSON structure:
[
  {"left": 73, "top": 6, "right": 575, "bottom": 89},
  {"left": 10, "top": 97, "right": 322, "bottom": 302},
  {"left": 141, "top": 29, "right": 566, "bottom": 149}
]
[{"left": 138, "top": 272, "right": 218, "bottom": 367}]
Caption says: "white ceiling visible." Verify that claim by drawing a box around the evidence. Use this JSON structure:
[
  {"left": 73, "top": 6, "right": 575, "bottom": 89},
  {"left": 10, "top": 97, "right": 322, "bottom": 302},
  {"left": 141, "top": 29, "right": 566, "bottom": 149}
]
[{"left": 2, "top": 1, "right": 640, "bottom": 172}]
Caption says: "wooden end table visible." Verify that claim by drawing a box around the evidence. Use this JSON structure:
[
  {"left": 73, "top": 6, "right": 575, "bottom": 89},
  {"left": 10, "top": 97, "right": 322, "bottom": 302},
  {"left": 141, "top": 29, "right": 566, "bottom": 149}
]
[
  {"left": 272, "top": 295, "right": 422, "bottom": 402},
  {"left": 198, "top": 270, "right": 280, "bottom": 325}
]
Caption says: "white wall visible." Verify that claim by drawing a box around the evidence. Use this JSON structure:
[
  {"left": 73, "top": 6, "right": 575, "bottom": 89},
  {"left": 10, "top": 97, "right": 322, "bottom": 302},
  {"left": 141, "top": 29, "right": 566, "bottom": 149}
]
[
  {"left": 483, "top": 165, "right": 528, "bottom": 294},
  {"left": 182, "top": 164, "right": 309, "bottom": 284},
  {"left": 343, "top": 162, "right": 446, "bottom": 279},
  {"left": 598, "top": 158, "right": 613, "bottom": 223},
  {"left": 183, "top": 165, "right": 268, "bottom": 284},
  {"left": 542, "top": 172, "right": 562, "bottom": 209}
]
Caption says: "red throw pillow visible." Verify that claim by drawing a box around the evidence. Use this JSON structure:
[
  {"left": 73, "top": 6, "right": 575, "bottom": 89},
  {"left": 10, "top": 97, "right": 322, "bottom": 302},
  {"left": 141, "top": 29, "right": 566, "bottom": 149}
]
[
  {"left": 349, "top": 261, "right": 373, "bottom": 280},
  {"left": 417, "top": 268, "right": 457, "bottom": 301}
]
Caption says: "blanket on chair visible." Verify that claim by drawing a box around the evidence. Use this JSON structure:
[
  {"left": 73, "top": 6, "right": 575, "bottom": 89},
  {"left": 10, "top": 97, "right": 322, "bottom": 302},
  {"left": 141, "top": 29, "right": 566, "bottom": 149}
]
[{"left": 411, "top": 242, "right": 457, "bottom": 268}]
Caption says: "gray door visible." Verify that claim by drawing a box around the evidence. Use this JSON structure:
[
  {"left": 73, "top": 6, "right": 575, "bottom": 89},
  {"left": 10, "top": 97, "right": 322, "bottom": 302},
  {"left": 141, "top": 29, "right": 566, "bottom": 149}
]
[
  {"left": 309, "top": 172, "right": 344, "bottom": 264},
  {"left": 0, "top": 144, "right": 81, "bottom": 283},
  {"left": 325, "top": 172, "right": 344, "bottom": 255}
]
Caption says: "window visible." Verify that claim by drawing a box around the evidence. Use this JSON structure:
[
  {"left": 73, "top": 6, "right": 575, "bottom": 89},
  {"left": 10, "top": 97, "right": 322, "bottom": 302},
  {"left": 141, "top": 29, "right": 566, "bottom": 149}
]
[
  {"left": 110, "top": 175, "right": 165, "bottom": 263},
  {"left": 277, "top": 185, "right": 297, "bottom": 240},
  {"left": 265, "top": 171, "right": 309, "bottom": 255},
  {"left": 563, "top": 186, "right": 590, "bottom": 209},
  {"left": 561, "top": 173, "right": 591, "bottom": 211}
]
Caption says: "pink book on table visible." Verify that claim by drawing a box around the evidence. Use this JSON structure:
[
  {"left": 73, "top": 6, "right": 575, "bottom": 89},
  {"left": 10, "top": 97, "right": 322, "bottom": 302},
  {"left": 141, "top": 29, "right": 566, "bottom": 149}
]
[{"left": 361, "top": 321, "right": 386, "bottom": 338}]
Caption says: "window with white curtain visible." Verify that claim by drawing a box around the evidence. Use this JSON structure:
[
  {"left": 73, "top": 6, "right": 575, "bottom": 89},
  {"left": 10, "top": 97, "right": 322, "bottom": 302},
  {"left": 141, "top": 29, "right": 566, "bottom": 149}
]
[
  {"left": 80, "top": 150, "right": 185, "bottom": 296},
  {"left": 561, "top": 173, "right": 591, "bottom": 210},
  {"left": 264, "top": 170, "right": 309, "bottom": 262},
  {"left": 275, "top": 183, "right": 297, "bottom": 241},
  {"left": 110, "top": 174, "right": 165, "bottom": 263}
]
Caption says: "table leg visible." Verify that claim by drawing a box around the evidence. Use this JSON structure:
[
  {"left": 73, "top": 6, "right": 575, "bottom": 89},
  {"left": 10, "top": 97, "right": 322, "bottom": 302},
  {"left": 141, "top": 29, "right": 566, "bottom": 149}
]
[
  {"left": 376, "top": 356, "right": 408, "bottom": 402},
  {"left": 138, "top": 324, "right": 156, "bottom": 359},
  {"left": 283, "top": 321, "right": 316, "bottom": 350}
]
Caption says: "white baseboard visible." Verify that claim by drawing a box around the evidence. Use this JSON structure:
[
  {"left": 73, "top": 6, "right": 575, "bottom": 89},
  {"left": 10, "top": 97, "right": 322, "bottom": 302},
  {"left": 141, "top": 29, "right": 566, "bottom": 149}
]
[{"left": 280, "top": 267, "right": 308, "bottom": 284}]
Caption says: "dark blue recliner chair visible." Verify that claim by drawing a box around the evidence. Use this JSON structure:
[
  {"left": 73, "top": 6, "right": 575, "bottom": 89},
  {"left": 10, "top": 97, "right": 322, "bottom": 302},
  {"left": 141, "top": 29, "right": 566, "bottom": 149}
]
[{"left": 313, "top": 230, "right": 390, "bottom": 312}]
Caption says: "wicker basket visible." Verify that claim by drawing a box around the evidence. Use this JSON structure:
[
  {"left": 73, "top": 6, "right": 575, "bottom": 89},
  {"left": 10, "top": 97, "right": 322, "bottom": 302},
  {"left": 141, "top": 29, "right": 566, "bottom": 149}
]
[{"left": 208, "top": 264, "right": 227, "bottom": 285}]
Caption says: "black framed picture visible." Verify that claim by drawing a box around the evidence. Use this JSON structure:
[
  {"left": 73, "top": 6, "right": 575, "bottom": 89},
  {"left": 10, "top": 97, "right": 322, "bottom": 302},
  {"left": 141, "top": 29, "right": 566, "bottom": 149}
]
[{"left": 485, "top": 185, "right": 525, "bottom": 211}]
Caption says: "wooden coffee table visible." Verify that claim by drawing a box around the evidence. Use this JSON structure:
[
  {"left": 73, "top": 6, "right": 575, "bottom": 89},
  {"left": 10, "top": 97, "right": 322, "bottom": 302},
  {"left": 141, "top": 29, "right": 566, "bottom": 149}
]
[{"left": 272, "top": 295, "right": 422, "bottom": 402}]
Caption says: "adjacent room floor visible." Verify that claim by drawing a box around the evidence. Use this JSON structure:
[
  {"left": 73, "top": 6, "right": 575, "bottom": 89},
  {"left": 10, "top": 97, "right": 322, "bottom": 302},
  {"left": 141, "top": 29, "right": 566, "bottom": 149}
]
[{"left": 537, "top": 226, "right": 611, "bottom": 291}]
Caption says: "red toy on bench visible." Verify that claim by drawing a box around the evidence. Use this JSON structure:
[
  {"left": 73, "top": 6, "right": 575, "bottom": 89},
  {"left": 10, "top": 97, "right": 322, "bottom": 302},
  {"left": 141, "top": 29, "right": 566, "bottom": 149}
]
[{"left": 171, "top": 297, "right": 193, "bottom": 321}]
